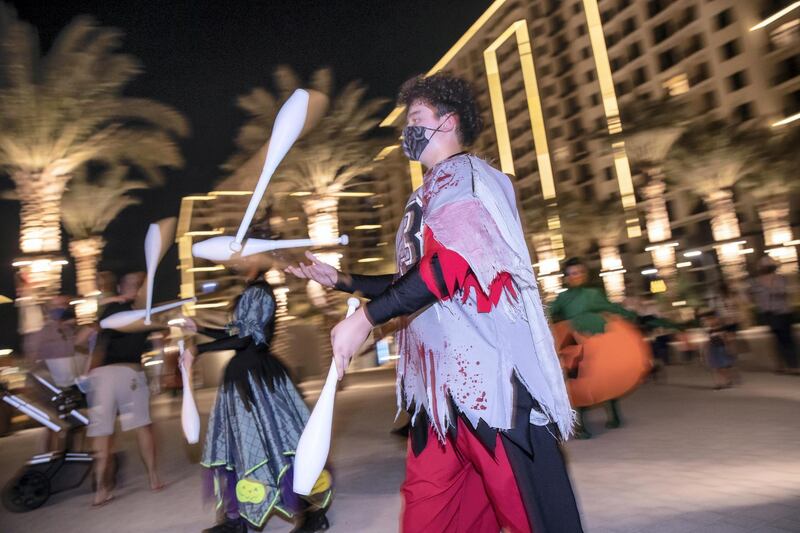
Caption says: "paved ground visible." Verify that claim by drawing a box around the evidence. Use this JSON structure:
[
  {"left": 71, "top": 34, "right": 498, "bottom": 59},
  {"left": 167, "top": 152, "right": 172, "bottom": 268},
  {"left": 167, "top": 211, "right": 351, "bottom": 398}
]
[{"left": 1, "top": 363, "right": 799, "bottom": 532}]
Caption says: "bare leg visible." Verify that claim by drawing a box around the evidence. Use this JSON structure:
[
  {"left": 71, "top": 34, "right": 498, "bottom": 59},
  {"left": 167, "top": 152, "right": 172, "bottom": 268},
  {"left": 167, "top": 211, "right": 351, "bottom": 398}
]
[
  {"left": 92, "top": 435, "right": 114, "bottom": 505},
  {"left": 136, "top": 424, "right": 163, "bottom": 490}
]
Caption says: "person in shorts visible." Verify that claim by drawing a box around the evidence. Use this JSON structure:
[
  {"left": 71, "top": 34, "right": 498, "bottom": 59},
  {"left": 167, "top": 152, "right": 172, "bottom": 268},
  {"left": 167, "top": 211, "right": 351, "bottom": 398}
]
[{"left": 88, "top": 272, "right": 165, "bottom": 507}]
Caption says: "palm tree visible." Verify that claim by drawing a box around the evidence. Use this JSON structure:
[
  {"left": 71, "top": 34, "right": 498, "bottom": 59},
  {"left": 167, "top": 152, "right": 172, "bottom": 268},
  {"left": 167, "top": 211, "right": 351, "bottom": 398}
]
[
  {"left": 0, "top": 4, "right": 188, "bottom": 294},
  {"left": 666, "top": 121, "right": 754, "bottom": 283},
  {"left": 616, "top": 97, "right": 691, "bottom": 276},
  {"left": 560, "top": 194, "right": 628, "bottom": 301},
  {"left": 738, "top": 127, "right": 800, "bottom": 272},
  {"left": 62, "top": 167, "right": 146, "bottom": 302}
]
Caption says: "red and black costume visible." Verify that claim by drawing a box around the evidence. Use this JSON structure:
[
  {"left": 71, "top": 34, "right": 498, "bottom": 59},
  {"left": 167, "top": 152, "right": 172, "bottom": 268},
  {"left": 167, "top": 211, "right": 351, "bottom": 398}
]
[{"left": 336, "top": 153, "right": 582, "bottom": 532}]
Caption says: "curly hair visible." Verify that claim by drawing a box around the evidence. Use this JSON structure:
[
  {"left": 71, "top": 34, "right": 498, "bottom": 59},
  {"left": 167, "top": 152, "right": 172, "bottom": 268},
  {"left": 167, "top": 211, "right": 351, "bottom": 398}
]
[{"left": 397, "top": 72, "right": 484, "bottom": 147}]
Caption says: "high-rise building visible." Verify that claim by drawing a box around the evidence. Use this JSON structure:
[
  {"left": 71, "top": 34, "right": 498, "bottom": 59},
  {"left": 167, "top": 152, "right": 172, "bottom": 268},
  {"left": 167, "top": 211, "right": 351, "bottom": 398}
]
[{"left": 376, "top": 0, "right": 800, "bottom": 295}]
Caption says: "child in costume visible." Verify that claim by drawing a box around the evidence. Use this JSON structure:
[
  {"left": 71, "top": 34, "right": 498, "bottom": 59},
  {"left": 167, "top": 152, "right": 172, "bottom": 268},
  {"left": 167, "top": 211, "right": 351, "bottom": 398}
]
[{"left": 182, "top": 280, "right": 331, "bottom": 533}]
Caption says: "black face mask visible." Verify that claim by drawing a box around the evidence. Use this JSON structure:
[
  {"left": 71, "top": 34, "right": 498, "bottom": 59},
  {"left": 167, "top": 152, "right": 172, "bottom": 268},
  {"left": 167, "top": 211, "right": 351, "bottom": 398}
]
[{"left": 401, "top": 115, "right": 453, "bottom": 161}]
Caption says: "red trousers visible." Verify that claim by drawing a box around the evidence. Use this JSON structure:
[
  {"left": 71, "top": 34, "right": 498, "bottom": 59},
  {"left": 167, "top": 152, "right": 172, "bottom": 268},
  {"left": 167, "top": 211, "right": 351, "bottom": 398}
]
[{"left": 401, "top": 418, "right": 531, "bottom": 533}]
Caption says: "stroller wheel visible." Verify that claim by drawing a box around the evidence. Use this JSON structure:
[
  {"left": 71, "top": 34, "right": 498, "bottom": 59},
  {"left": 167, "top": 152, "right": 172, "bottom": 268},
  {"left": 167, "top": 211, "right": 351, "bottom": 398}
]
[{"left": 2, "top": 470, "right": 51, "bottom": 512}]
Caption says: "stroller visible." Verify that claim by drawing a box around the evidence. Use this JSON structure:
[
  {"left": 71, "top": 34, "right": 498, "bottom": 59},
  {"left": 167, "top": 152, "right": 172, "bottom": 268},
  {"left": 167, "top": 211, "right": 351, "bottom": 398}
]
[{"left": 1, "top": 372, "right": 93, "bottom": 512}]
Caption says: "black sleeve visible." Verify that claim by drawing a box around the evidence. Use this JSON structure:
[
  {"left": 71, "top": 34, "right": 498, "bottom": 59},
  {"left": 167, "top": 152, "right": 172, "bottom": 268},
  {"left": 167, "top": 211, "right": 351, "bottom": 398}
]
[
  {"left": 334, "top": 273, "right": 395, "bottom": 299},
  {"left": 197, "top": 326, "right": 229, "bottom": 340},
  {"left": 196, "top": 335, "right": 250, "bottom": 355},
  {"left": 364, "top": 256, "right": 447, "bottom": 326}
]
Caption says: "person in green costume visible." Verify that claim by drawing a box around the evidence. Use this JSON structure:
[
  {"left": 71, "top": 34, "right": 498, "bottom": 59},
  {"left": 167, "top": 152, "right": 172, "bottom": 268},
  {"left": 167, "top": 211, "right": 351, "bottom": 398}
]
[{"left": 550, "top": 258, "right": 639, "bottom": 439}]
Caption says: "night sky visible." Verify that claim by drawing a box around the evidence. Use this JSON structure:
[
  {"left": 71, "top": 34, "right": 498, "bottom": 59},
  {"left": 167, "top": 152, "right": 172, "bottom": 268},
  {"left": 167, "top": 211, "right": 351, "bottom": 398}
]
[{"left": 0, "top": 0, "right": 490, "bottom": 347}]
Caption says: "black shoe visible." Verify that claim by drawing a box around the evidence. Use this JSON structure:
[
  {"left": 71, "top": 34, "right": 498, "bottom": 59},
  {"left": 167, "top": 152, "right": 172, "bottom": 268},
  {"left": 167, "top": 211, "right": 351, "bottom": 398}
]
[
  {"left": 202, "top": 517, "right": 247, "bottom": 533},
  {"left": 605, "top": 419, "right": 621, "bottom": 429},
  {"left": 290, "top": 509, "right": 330, "bottom": 533}
]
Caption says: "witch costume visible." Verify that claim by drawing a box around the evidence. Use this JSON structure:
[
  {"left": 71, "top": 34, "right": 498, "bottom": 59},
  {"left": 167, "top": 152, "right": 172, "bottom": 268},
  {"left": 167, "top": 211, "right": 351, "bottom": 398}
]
[{"left": 196, "top": 281, "right": 331, "bottom": 532}]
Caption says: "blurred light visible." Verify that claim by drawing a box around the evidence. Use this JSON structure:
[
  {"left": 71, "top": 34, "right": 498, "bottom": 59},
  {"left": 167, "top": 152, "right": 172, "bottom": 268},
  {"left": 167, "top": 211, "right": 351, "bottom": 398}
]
[
  {"left": 663, "top": 73, "right": 690, "bottom": 96},
  {"left": 201, "top": 281, "right": 218, "bottom": 293},
  {"left": 684, "top": 250, "right": 702, "bottom": 257},
  {"left": 11, "top": 260, "right": 32, "bottom": 267},
  {"left": 555, "top": 287, "right": 568, "bottom": 294},
  {"left": 184, "top": 229, "right": 224, "bottom": 236},
  {"left": 376, "top": 242, "right": 389, "bottom": 247},
  {"left": 672, "top": 300, "right": 687, "bottom": 307},
  {"left": 192, "top": 301, "right": 229, "bottom": 309},
  {"left": 354, "top": 225, "right": 382, "bottom": 230},
  {"left": 52, "top": 260, "right": 68, "bottom": 266},
  {"left": 785, "top": 239, "right": 800, "bottom": 246},
  {"left": 599, "top": 268, "right": 626, "bottom": 277},
  {"left": 650, "top": 279, "right": 667, "bottom": 294},
  {"left": 184, "top": 195, "right": 215, "bottom": 201},
  {"left": 676, "top": 261, "right": 692, "bottom": 268},
  {"left": 750, "top": 2, "right": 800, "bottom": 31},
  {"left": 772, "top": 112, "right": 800, "bottom": 127},
  {"left": 186, "top": 265, "right": 225, "bottom": 273},
  {"left": 739, "top": 248, "right": 755, "bottom": 255},
  {"left": 69, "top": 299, "right": 86, "bottom": 306},
  {"left": 645, "top": 242, "right": 678, "bottom": 252},
  {"left": 641, "top": 268, "right": 658, "bottom": 275},
  {"left": 331, "top": 192, "right": 374, "bottom": 198},
  {"left": 374, "top": 145, "right": 399, "bottom": 161},
  {"left": 373, "top": 204, "right": 385, "bottom": 209},
  {"left": 289, "top": 191, "right": 312, "bottom": 197},
  {"left": 0, "top": 349, "right": 13, "bottom": 356},
  {"left": 86, "top": 290, "right": 102, "bottom": 297},
  {"left": 144, "top": 360, "right": 164, "bottom": 367},
  {"left": 167, "top": 318, "right": 186, "bottom": 326},
  {"left": 209, "top": 190, "right": 251, "bottom": 196},
  {"left": 287, "top": 217, "right": 300, "bottom": 222},
  {"left": 0, "top": 295, "right": 12, "bottom": 304},
  {"left": 358, "top": 257, "right": 383, "bottom": 263}
]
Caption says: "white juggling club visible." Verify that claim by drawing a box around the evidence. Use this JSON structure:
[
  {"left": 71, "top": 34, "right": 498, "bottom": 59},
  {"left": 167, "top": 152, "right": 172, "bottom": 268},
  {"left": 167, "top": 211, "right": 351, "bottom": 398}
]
[
  {"left": 178, "top": 339, "right": 200, "bottom": 444},
  {"left": 144, "top": 223, "right": 161, "bottom": 324},
  {"left": 192, "top": 235, "right": 349, "bottom": 262},
  {"left": 100, "top": 298, "right": 195, "bottom": 332},
  {"left": 293, "top": 297, "right": 360, "bottom": 496},
  {"left": 231, "top": 89, "right": 310, "bottom": 253}
]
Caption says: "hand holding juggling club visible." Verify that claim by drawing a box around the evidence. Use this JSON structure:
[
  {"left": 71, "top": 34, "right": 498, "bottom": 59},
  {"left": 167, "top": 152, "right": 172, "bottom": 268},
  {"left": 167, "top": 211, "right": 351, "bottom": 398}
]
[{"left": 292, "top": 298, "right": 360, "bottom": 496}]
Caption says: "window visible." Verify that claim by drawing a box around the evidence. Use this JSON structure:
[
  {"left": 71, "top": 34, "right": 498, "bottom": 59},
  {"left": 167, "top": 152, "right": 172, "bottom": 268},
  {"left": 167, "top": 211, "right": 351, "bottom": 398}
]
[
  {"left": 547, "top": 105, "right": 560, "bottom": 117},
  {"left": 720, "top": 39, "right": 741, "bottom": 61},
  {"left": 535, "top": 44, "right": 548, "bottom": 57},
  {"left": 595, "top": 117, "right": 605, "bottom": 130},
  {"left": 686, "top": 34, "right": 704, "bottom": 56},
  {"left": 634, "top": 66, "right": 648, "bottom": 85},
  {"left": 659, "top": 48, "right": 679, "bottom": 71},
  {"left": 618, "top": 0, "right": 631, "bottom": 9},
  {"left": 690, "top": 62, "right": 711, "bottom": 85},
  {"left": 785, "top": 89, "right": 800, "bottom": 115},
  {"left": 610, "top": 57, "right": 623, "bottom": 71},
  {"left": 648, "top": 0, "right": 667, "bottom": 18},
  {"left": 577, "top": 165, "right": 593, "bottom": 183},
  {"left": 627, "top": 41, "right": 642, "bottom": 61},
  {"left": 590, "top": 93, "right": 601, "bottom": 106},
  {"left": 728, "top": 70, "right": 748, "bottom": 91},
  {"left": 576, "top": 24, "right": 587, "bottom": 37},
  {"left": 774, "top": 55, "right": 800, "bottom": 86},
  {"left": 585, "top": 70, "right": 596, "bottom": 83},
  {"left": 540, "top": 64, "right": 552, "bottom": 76},
  {"left": 702, "top": 91, "right": 718, "bottom": 112},
  {"left": 551, "top": 126, "right": 564, "bottom": 138},
  {"left": 682, "top": 6, "right": 697, "bottom": 25},
  {"left": 573, "top": 3, "right": 582, "bottom": 15},
  {"left": 543, "top": 85, "right": 557, "bottom": 97},
  {"left": 653, "top": 22, "right": 671, "bottom": 44},
  {"left": 581, "top": 47, "right": 592, "bottom": 60},
  {"left": 715, "top": 8, "right": 733, "bottom": 30},
  {"left": 565, "top": 97, "right": 581, "bottom": 116},
  {"left": 604, "top": 167, "right": 615, "bottom": 181},
  {"left": 615, "top": 81, "right": 630, "bottom": 95},
  {"left": 734, "top": 102, "right": 753, "bottom": 122},
  {"left": 623, "top": 17, "right": 637, "bottom": 35}
]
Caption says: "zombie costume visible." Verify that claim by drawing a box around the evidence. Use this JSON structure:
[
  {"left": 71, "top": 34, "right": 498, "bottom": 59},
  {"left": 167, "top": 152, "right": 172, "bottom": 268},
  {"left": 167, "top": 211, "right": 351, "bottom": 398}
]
[
  {"left": 336, "top": 153, "right": 582, "bottom": 532},
  {"left": 196, "top": 282, "right": 331, "bottom": 531}
]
